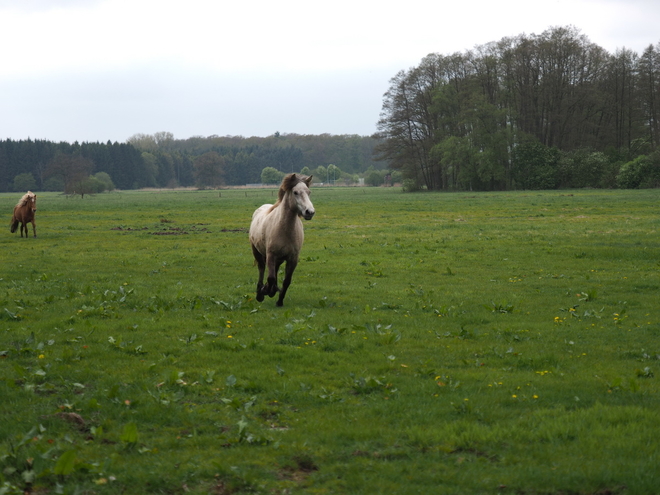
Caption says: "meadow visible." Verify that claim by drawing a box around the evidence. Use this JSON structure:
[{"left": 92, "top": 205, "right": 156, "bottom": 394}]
[{"left": 0, "top": 186, "right": 659, "bottom": 494}]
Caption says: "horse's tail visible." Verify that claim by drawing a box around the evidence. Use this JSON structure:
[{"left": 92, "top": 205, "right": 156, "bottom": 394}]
[{"left": 10, "top": 207, "right": 19, "bottom": 233}]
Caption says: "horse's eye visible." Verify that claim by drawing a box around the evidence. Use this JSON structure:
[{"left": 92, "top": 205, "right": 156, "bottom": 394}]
[{"left": 294, "top": 191, "right": 299, "bottom": 195}]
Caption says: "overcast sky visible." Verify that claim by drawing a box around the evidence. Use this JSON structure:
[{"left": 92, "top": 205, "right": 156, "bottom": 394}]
[{"left": 1, "top": 0, "right": 659, "bottom": 144}]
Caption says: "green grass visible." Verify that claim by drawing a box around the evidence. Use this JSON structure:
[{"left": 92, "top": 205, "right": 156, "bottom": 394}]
[{"left": 1, "top": 187, "right": 659, "bottom": 494}]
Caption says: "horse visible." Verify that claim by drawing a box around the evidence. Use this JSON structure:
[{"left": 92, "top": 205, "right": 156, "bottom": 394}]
[
  {"left": 249, "top": 174, "right": 315, "bottom": 306},
  {"left": 10, "top": 191, "right": 37, "bottom": 238}
]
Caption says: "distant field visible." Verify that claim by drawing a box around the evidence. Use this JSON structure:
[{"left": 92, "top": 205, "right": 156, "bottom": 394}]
[{"left": 1, "top": 187, "right": 659, "bottom": 494}]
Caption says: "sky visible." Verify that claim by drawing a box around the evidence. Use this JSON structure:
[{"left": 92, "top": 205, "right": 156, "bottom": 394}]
[{"left": 1, "top": 0, "right": 659, "bottom": 144}]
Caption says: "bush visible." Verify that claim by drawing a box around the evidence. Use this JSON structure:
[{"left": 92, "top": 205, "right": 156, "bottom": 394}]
[
  {"left": 557, "top": 149, "right": 616, "bottom": 188},
  {"left": 512, "top": 141, "right": 559, "bottom": 190},
  {"left": 402, "top": 178, "right": 421, "bottom": 192},
  {"left": 93, "top": 172, "right": 115, "bottom": 191},
  {"left": 365, "top": 169, "right": 384, "bottom": 187},
  {"left": 616, "top": 154, "right": 660, "bottom": 189}
]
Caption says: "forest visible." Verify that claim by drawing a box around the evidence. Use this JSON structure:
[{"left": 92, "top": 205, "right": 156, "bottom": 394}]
[
  {"left": 376, "top": 26, "right": 660, "bottom": 190},
  {"left": 0, "top": 133, "right": 382, "bottom": 193},
  {"left": 2, "top": 26, "right": 660, "bottom": 193}
]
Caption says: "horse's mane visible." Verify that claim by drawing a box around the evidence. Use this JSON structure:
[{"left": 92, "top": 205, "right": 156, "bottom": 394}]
[
  {"left": 269, "top": 174, "right": 311, "bottom": 211},
  {"left": 16, "top": 191, "right": 35, "bottom": 207}
]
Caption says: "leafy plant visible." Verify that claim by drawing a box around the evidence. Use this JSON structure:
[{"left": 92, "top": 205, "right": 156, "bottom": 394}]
[{"left": 486, "top": 301, "right": 515, "bottom": 313}]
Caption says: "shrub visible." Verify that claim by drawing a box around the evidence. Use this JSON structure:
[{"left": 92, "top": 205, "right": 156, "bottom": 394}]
[
  {"left": 617, "top": 152, "right": 660, "bottom": 189},
  {"left": 93, "top": 172, "right": 115, "bottom": 191}
]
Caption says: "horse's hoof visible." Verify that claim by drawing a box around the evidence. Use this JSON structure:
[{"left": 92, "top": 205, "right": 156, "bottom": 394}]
[
  {"left": 276, "top": 301, "right": 284, "bottom": 307},
  {"left": 256, "top": 293, "right": 264, "bottom": 302}
]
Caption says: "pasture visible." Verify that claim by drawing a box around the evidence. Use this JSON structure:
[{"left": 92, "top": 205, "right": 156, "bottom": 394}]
[{"left": 0, "top": 187, "right": 659, "bottom": 494}]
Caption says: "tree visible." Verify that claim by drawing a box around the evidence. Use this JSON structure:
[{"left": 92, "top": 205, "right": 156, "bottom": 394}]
[
  {"left": 127, "top": 133, "right": 158, "bottom": 151},
  {"left": 375, "top": 54, "right": 446, "bottom": 190},
  {"left": 138, "top": 152, "right": 158, "bottom": 188},
  {"left": 261, "top": 167, "right": 284, "bottom": 185},
  {"left": 13, "top": 172, "right": 36, "bottom": 192},
  {"left": 326, "top": 164, "right": 340, "bottom": 184},
  {"left": 193, "top": 152, "right": 225, "bottom": 188},
  {"left": 638, "top": 44, "right": 660, "bottom": 149},
  {"left": 45, "top": 152, "right": 94, "bottom": 196},
  {"left": 313, "top": 166, "right": 326, "bottom": 181}
]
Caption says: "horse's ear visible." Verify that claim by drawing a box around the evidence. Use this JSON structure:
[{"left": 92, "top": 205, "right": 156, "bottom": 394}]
[
  {"left": 281, "top": 173, "right": 298, "bottom": 193},
  {"left": 305, "top": 175, "right": 313, "bottom": 187}
]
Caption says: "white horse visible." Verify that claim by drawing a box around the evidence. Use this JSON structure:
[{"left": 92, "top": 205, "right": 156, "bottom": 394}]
[{"left": 249, "top": 174, "right": 315, "bottom": 306}]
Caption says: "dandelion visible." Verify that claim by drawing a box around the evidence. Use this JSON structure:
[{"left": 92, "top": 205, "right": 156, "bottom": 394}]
[
  {"left": 512, "top": 394, "right": 517, "bottom": 398},
  {"left": 533, "top": 395, "right": 539, "bottom": 399},
  {"left": 38, "top": 354, "right": 45, "bottom": 359},
  {"left": 227, "top": 335, "right": 233, "bottom": 338}
]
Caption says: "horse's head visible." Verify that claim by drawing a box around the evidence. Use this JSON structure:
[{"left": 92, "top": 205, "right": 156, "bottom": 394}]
[
  {"left": 18, "top": 191, "right": 37, "bottom": 211},
  {"left": 27, "top": 192, "right": 37, "bottom": 212},
  {"left": 283, "top": 174, "right": 315, "bottom": 220}
]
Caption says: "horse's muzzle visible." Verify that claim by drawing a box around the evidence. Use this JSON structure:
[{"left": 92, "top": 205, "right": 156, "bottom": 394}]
[{"left": 303, "top": 209, "right": 315, "bottom": 220}]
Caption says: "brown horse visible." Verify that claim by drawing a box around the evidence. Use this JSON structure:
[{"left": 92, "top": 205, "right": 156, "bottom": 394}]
[
  {"left": 10, "top": 191, "right": 37, "bottom": 238},
  {"left": 249, "top": 174, "right": 315, "bottom": 306}
]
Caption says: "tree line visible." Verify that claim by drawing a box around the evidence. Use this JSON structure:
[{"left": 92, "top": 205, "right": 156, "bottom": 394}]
[
  {"left": 376, "top": 26, "right": 660, "bottom": 190},
  {"left": 0, "top": 133, "right": 383, "bottom": 193}
]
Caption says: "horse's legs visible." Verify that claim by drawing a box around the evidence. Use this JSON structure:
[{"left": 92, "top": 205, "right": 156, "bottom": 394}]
[
  {"left": 31, "top": 220, "right": 36, "bottom": 238},
  {"left": 251, "top": 244, "right": 266, "bottom": 302},
  {"left": 20, "top": 222, "right": 26, "bottom": 238},
  {"left": 265, "top": 255, "right": 281, "bottom": 298},
  {"left": 276, "top": 259, "right": 298, "bottom": 307}
]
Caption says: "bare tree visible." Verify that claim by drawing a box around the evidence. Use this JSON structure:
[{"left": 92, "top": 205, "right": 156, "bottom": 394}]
[{"left": 45, "top": 152, "right": 94, "bottom": 197}]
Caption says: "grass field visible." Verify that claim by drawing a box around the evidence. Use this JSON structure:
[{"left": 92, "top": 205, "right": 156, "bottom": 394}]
[{"left": 1, "top": 187, "right": 659, "bottom": 494}]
